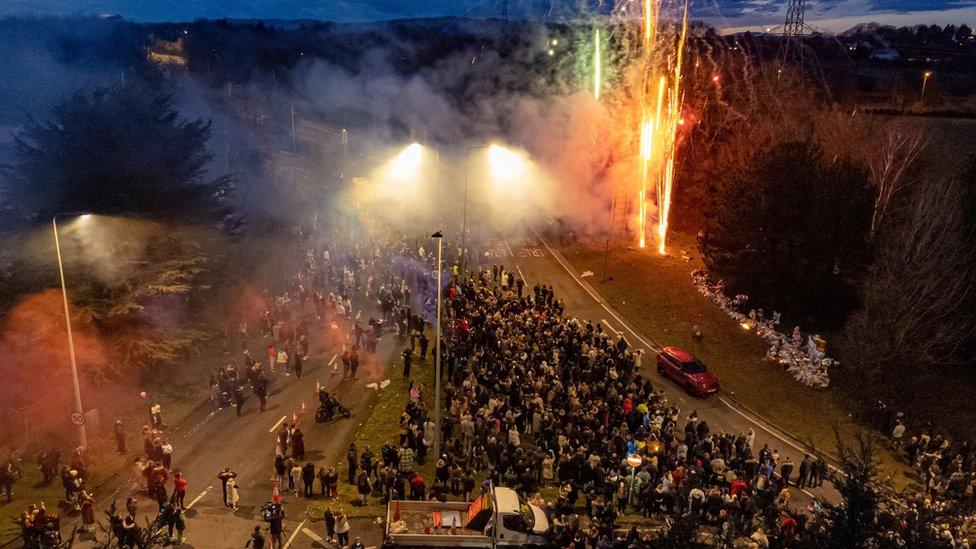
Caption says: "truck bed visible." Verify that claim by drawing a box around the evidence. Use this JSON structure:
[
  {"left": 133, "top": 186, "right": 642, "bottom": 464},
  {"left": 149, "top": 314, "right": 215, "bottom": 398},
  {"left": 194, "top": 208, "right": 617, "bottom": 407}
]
[{"left": 386, "top": 500, "right": 490, "bottom": 546}]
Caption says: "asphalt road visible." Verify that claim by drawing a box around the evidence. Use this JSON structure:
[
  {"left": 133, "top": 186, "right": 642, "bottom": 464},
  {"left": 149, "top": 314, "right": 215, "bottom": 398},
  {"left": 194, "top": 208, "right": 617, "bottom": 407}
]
[
  {"left": 483, "top": 227, "right": 841, "bottom": 512},
  {"left": 67, "top": 296, "right": 398, "bottom": 548}
]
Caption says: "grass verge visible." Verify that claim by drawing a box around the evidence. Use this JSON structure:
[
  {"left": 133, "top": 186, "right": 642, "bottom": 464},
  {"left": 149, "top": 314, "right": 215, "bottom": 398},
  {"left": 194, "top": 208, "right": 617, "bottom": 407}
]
[
  {"left": 0, "top": 362, "right": 210, "bottom": 543},
  {"left": 307, "top": 349, "right": 437, "bottom": 520}
]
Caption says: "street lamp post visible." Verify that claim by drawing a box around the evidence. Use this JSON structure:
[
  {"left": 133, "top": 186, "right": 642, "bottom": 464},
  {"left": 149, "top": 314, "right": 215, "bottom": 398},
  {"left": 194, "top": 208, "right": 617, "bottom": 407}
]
[
  {"left": 53, "top": 213, "right": 89, "bottom": 448},
  {"left": 431, "top": 230, "right": 444, "bottom": 461},
  {"left": 461, "top": 145, "right": 491, "bottom": 268}
]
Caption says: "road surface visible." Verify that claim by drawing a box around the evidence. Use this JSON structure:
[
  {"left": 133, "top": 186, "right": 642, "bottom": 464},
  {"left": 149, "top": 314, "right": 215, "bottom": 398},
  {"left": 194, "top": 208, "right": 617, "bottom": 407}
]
[{"left": 484, "top": 228, "right": 842, "bottom": 512}]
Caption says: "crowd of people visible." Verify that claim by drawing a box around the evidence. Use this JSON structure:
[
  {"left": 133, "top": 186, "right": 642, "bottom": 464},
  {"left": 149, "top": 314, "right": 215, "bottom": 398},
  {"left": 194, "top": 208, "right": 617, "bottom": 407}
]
[
  {"left": 293, "top": 243, "right": 829, "bottom": 547},
  {"left": 11, "top": 418, "right": 188, "bottom": 546},
  {"left": 9, "top": 209, "right": 976, "bottom": 549}
]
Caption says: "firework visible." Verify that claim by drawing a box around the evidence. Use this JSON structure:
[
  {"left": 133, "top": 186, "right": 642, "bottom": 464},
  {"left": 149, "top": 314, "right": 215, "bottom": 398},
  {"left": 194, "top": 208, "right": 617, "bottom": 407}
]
[{"left": 633, "top": 0, "right": 688, "bottom": 253}]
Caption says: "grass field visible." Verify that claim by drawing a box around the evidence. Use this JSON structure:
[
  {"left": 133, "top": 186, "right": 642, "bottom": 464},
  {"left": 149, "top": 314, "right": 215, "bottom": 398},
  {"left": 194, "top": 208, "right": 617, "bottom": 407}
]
[
  {"left": 561, "top": 233, "right": 909, "bottom": 486},
  {"left": 0, "top": 372, "right": 210, "bottom": 543}
]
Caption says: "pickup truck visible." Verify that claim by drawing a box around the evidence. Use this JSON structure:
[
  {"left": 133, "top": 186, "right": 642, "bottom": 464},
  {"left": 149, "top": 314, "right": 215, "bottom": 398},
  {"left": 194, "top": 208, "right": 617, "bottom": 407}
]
[{"left": 383, "top": 486, "right": 551, "bottom": 548}]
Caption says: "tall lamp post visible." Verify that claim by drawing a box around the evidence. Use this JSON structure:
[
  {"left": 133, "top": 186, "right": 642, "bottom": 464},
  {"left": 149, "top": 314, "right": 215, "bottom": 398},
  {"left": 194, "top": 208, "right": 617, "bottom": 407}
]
[
  {"left": 431, "top": 230, "right": 444, "bottom": 461},
  {"left": 53, "top": 213, "right": 90, "bottom": 448},
  {"left": 461, "top": 145, "right": 491, "bottom": 268}
]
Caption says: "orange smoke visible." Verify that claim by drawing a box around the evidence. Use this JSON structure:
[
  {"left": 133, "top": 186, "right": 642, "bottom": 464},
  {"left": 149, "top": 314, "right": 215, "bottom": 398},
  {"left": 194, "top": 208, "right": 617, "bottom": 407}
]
[{"left": 0, "top": 290, "right": 107, "bottom": 437}]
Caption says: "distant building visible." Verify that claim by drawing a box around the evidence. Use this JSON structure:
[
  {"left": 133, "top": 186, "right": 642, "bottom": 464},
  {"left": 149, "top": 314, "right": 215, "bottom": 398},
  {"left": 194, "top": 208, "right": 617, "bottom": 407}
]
[
  {"left": 869, "top": 48, "right": 900, "bottom": 60},
  {"left": 147, "top": 36, "right": 188, "bottom": 66}
]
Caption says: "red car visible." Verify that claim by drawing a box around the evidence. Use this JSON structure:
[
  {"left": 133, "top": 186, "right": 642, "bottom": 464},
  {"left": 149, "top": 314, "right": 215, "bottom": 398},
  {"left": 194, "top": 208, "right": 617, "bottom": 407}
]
[{"left": 656, "top": 347, "right": 720, "bottom": 396}]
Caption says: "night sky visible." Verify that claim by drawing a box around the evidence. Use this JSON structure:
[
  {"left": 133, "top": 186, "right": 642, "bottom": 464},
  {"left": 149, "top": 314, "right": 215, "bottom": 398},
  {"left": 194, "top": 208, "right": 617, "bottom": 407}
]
[{"left": 0, "top": 0, "right": 973, "bottom": 32}]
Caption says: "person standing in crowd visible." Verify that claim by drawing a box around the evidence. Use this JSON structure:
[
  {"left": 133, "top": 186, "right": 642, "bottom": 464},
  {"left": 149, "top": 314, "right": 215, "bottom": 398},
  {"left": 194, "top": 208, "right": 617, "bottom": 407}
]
[
  {"left": 350, "top": 346, "right": 360, "bottom": 380},
  {"left": 323, "top": 507, "right": 336, "bottom": 544},
  {"left": 356, "top": 469, "right": 372, "bottom": 506},
  {"left": 347, "top": 444, "right": 358, "bottom": 484},
  {"left": 246, "top": 525, "right": 266, "bottom": 549},
  {"left": 227, "top": 476, "right": 240, "bottom": 511},
  {"left": 174, "top": 471, "right": 188, "bottom": 509},
  {"left": 334, "top": 509, "right": 350, "bottom": 547},
  {"left": 114, "top": 420, "right": 127, "bottom": 455},
  {"left": 255, "top": 373, "right": 268, "bottom": 412},
  {"left": 302, "top": 462, "right": 316, "bottom": 498},
  {"left": 401, "top": 347, "right": 413, "bottom": 379},
  {"left": 218, "top": 468, "right": 237, "bottom": 507},
  {"left": 418, "top": 331, "right": 429, "bottom": 361}
]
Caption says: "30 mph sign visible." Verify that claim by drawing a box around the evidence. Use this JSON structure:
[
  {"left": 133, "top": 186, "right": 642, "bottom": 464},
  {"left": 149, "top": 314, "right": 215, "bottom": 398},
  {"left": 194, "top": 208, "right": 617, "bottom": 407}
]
[{"left": 70, "top": 412, "right": 85, "bottom": 426}]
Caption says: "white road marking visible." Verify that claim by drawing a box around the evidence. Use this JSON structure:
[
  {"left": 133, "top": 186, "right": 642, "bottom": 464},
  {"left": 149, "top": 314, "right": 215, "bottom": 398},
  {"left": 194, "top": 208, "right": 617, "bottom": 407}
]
[
  {"left": 284, "top": 519, "right": 307, "bottom": 549},
  {"left": 184, "top": 409, "right": 220, "bottom": 439},
  {"left": 503, "top": 238, "right": 515, "bottom": 257},
  {"left": 301, "top": 526, "right": 323, "bottom": 542},
  {"left": 185, "top": 485, "right": 213, "bottom": 509},
  {"left": 97, "top": 477, "right": 135, "bottom": 506},
  {"left": 269, "top": 415, "right": 288, "bottom": 433},
  {"left": 517, "top": 264, "right": 526, "bottom": 284},
  {"left": 328, "top": 354, "right": 338, "bottom": 366},
  {"left": 600, "top": 318, "right": 622, "bottom": 337}
]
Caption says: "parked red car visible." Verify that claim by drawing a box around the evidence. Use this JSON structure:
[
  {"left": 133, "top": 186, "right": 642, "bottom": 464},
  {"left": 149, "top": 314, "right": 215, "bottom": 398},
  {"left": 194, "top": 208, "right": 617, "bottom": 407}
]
[{"left": 656, "top": 346, "right": 720, "bottom": 396}]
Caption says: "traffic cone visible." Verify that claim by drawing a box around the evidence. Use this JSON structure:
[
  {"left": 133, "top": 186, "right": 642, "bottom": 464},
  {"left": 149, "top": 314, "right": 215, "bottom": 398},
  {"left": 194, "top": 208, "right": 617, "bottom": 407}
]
[
  {"left": 272, "top": 480, "right": 281, "bottom": 504},
  {"left": 315, "top": 380, "right": 321, "bottom": 394},
  {"left": 301, "top": 401, "right": 307, "bottom": 413}
]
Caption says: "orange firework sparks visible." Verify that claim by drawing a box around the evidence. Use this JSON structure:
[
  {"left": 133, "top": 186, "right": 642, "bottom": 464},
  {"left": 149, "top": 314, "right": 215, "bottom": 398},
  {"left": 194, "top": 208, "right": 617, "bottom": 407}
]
[{"left": 633, "top": 0, "right": 688, "bottom": 254}]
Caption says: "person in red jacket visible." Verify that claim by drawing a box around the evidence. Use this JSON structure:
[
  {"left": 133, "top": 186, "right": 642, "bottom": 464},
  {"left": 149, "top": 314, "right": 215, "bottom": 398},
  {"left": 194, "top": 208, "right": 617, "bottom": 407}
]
[{"left": 173, "top": 471, "right": 188, "bottom": 509}]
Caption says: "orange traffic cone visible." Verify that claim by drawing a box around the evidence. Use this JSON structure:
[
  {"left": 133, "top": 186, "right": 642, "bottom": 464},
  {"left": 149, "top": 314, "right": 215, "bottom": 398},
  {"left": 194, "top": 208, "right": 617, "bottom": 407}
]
[
  {"left": 315, "top": 380, "right": 321, "bottom": 394},
  {"left": 301, "top": 401, "right": 307, "bottom": 413}
]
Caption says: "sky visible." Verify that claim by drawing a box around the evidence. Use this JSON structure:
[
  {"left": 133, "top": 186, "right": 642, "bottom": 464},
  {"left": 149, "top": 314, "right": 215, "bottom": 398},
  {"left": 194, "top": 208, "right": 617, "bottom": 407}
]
[{"left": 0, "top": 0, "right": 974, "bottom": 33}]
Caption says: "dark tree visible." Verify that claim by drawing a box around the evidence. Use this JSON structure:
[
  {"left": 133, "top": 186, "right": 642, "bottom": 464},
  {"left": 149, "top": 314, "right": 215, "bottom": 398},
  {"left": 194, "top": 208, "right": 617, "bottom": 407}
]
[
  {"left": 2, "top": 82, "right": 235, "bottom": 227},
  {"left": 700, "top": 140, "right": 874, "bottom": 329},
  {"left": 796, "top": 431, "right": 883, "bottom": 548}
]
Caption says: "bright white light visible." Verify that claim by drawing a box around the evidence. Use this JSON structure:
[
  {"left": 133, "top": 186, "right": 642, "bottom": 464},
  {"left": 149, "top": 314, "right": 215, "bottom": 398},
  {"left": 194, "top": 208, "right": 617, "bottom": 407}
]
[
  {"left": 488, "top": 145, "right": 528, "bottom": 184},
  {"left": 391, "top": 143, "right": 423, "bottom": 174},
  {"left": 80, "top": 214, "right": 91, "bottom": 219}
]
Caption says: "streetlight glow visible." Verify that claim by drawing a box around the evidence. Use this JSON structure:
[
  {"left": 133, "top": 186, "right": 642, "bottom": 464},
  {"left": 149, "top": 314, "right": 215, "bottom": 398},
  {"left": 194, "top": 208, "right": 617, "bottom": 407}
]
[
  {"left": 488, "top": 144, "right": 528, "bottom": 183},
  {"left": 391, "top": 142, "right": 423, "bottom": 174}
]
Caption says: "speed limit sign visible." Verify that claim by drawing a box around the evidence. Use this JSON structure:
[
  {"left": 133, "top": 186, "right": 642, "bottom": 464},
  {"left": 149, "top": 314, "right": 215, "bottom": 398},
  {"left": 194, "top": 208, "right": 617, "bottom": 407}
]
[{"left": 70, "top": 412, "right": 85, "bottom": 426}]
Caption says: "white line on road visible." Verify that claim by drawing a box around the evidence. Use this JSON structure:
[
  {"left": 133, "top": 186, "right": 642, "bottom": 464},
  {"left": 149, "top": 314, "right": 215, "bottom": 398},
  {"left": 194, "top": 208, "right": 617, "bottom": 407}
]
[
  {"left": 284, "top": 519, "right": 306, "bottom": 549},
  {"left": 600, "top": 318, "right": 622, "bottom": 337},
  {"left": 184, "top": 409, "right": 220, "bottom": 439},
  {"left": 269, "top": 415, "right": 287, "bottom": 433},
  {"left": 516, "top": 264, "right": 526, "bottom": 284},
  {"left": 328, "top": 354, "right": 338, "bottom": 366},
  {"left": 97, "top": 477, "right": 135, "bottom": 506},
  {"left": 301, "top": 526, "right": 324, "bottom": 543},
  {"left": 532, "top": 226, "right": 657, "bottom": 352},
  {"left": 185, "top": 485, "right": 213, "bottom": 509},
  {"left": 503, "top": 238, "right": 515, "bottom": 257}
]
